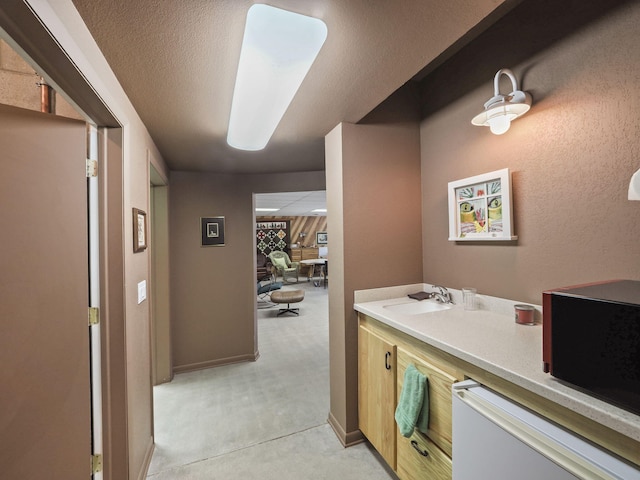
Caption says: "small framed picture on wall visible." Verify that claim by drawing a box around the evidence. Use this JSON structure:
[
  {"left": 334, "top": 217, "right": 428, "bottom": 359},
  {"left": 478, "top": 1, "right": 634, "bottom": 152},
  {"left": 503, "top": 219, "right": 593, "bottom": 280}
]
[
  {"left": 447, "top": 168, "right": 516, "bottom": 242},
  {"left": 316, "top": 231, "right": 328, "bottom": 245},
  {"left": 133, "top": 208, "right": 147, "bottom": 253},
  {"left": 201, "top": 216, "right": 225, "bottom": 246}
]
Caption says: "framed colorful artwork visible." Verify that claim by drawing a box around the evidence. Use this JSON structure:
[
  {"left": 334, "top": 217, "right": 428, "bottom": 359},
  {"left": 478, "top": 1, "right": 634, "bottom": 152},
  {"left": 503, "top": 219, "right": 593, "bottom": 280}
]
[{"left": 447, "top": 168, "right": 517, "bottom": 241}]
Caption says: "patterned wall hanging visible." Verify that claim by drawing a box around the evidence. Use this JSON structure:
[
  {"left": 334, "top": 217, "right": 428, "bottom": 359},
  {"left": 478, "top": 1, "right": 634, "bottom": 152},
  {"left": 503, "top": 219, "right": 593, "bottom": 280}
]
[{"left": 256, "top": 220, "right": 290, "bottom": 256}]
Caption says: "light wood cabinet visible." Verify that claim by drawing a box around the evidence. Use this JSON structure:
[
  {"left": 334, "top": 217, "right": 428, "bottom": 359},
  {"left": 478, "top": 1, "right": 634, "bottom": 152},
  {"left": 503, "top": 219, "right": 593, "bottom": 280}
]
[
  {"left": 358, "top": 323, "right": 397, "bottom": 469},
  {"left": 358, "top": 315, "right": 462, "bottom": 477},
  {"left": 396, "top": 348, "right": 462, "bottom": 480},
  {"left": 358, "top": 312, "right": 640, "bottom": 477},
  {"left": 290, "top": 247, "right": 318, "bottom": 261},
  {"left": 290, "top": 248, "right": 302, "bottom": 262},
  {"left": 290, "top": 247, "right": 319, "bottom": 275}
]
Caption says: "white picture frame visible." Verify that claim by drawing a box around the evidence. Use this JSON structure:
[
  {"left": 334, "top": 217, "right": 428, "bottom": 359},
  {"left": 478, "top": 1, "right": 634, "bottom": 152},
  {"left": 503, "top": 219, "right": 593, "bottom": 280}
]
[{"left": 447, "top": 168, "right": 517, "bottom": 241}]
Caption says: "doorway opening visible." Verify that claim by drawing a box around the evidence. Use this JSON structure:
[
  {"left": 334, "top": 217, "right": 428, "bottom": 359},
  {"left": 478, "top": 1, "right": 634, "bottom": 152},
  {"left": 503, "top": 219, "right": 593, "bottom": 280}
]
[
  {"left": 150, "top": 164, "right": 171, "bottom": 386},
  {"left": 147, "top": 190, "right": 332, "bottom": 476}
]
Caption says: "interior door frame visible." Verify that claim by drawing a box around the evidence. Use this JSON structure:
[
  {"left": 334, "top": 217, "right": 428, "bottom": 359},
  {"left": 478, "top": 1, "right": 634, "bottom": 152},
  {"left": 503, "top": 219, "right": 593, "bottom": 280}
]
[
  {"left": 150, "top": 165, "right": 172, "bottom": 386},
  {"left": 0, "top": 3, "right": 128, "bottom": 479}
]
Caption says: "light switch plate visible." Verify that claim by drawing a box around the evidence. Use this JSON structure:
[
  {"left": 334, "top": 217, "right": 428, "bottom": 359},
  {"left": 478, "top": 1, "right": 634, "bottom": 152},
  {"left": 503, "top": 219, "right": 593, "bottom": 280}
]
[{"left": 138, "top": 280, "right": 147, "bottom": 304}]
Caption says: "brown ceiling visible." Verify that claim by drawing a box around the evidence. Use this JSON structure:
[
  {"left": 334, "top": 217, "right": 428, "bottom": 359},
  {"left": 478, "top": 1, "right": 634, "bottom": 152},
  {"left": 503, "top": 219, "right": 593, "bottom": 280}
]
[{"left": 71, "top": 0, "right": 518, "bottom": 174}]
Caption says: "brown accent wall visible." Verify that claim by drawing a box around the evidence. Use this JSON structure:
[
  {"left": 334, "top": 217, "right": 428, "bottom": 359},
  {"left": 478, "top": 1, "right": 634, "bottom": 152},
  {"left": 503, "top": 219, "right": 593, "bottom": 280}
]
[
  {"left": 326, "top": 119, "right": 423, "bottom": 444},
  {"left": 257, "top": 216, "right": 328, "bottom": 248},
  {"left": 170, "top": 172, "right": 257, "bottom": 371},
  {"left": 420, "top": 1, "right": 640, "bottom": 305},
  {"left": 169, "top": 171, "right": 326, "bottom": 372}
]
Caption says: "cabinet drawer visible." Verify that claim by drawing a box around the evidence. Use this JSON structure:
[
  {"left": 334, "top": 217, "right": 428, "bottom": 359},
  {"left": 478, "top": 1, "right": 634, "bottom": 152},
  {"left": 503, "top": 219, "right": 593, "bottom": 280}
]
[
  {"left": 397, "top": 430, "right": 452, "bottom": 480},
  {"left": 301, "top": 247, "right": 319, "bottom": 260},
  {"left": 397, "top": 348, "right": 459, "bottom": 456}
]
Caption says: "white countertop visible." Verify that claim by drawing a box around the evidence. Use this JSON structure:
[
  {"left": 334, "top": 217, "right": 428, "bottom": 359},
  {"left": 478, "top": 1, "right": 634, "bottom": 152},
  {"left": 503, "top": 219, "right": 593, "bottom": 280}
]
[{"left": 354, "top": 283, "right": 640, "bottom": 443}]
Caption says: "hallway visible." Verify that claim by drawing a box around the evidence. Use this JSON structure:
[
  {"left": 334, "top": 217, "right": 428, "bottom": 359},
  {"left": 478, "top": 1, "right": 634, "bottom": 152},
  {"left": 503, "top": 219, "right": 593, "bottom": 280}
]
[{"left": 147, "top": 280, "right": 396, "bottom": 479}]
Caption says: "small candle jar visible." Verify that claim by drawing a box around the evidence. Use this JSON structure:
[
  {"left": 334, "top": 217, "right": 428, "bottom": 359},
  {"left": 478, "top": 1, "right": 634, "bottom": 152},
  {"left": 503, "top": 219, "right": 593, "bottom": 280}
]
[{"left": 514, "top": 304, "right": 535, "bottom": 325}]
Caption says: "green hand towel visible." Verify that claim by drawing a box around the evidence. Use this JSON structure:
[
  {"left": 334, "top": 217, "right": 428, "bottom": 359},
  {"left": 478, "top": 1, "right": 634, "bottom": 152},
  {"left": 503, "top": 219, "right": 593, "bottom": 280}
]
[
  {"left": 416, "top": 376, "right": 430, "bottom": 435},
  {"left": 394, "top": 364, "right": 430, "bottom": 438}
]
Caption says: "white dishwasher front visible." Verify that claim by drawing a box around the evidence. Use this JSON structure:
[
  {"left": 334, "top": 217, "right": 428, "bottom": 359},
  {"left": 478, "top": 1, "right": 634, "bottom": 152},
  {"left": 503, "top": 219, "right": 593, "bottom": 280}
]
[{"left": 452, "top": 379, "right": 640, "bottom": 480}]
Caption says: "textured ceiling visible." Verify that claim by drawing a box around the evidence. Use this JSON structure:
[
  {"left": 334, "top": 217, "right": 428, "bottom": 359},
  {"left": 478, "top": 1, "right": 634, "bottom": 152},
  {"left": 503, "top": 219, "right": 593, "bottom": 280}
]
[{"left": 71, "top": 0, "right": 514, "bottom": 174}]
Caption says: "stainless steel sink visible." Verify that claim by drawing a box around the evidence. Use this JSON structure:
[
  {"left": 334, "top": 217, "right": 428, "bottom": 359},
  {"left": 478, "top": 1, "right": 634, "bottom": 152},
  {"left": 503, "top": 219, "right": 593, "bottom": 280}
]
[{"left": 383, "top": 300, "right": 452, "bottom": 315}]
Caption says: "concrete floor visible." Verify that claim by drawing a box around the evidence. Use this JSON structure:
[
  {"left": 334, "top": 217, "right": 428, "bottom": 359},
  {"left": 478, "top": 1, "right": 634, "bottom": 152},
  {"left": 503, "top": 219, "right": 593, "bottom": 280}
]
[{"left": 147, "top": 278, "right": 397, "bottom": 479}]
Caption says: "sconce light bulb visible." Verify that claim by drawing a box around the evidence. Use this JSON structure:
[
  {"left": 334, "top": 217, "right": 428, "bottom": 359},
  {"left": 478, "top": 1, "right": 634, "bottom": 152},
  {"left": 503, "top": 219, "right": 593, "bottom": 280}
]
[
  {"left": 471, "top": 69, "right": 532, "bottom": 135},
  {"left": 488, "top": 115, "right": 511, "bottom": 135}
]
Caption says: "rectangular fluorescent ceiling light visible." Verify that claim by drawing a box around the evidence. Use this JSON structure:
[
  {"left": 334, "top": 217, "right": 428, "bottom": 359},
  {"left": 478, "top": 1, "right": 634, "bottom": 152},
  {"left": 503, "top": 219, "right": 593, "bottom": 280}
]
[
  {"left": 227, "top": 4, "right": 328, "bottom": 151},
  {"left": 311, "top": 209, "right": 327, "bottom": 213},
  {"left": 255, "top": 208, "right": 280, "bottom": 212}
]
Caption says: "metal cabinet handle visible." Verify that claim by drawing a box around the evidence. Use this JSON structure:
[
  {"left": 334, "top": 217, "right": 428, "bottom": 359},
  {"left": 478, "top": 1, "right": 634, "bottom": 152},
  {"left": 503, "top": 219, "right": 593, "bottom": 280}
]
[
  {"left": 385, "top": 352, "right": 391, "bottom": 370},
  {"left": 411, "top": 440, "right": 429, "bottom": 457}
]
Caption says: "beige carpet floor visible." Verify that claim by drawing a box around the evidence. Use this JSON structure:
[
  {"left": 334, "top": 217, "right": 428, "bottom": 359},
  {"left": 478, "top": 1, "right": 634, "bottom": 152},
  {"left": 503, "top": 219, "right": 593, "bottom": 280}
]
[{"left": 147, "top": 278, "right": 396, "bottom": 479}]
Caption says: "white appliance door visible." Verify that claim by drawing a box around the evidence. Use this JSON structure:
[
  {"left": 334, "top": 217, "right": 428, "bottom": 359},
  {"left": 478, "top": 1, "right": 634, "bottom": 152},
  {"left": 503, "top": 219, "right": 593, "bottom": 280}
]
[{"left": 452, "top": 380, "right": 640, "bottom": 480}]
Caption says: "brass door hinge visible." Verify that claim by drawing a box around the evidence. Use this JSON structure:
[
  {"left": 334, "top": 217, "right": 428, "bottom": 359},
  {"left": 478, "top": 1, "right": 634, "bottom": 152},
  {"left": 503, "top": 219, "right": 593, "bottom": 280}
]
[
  {"left": 88, "top": 307, "right": 100, "bottom": 326},
  {"left": 86, "top": 159, "right": 98, "bottom": 177},
  {"left": 91, "top": 453, "right": 103, "bottom": 474}
]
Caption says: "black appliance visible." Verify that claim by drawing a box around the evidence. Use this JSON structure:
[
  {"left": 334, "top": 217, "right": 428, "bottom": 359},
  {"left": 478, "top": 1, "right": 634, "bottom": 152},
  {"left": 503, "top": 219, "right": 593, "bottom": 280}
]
[{"left": 543, "top": 280, "right": 640, "bottom": 415}]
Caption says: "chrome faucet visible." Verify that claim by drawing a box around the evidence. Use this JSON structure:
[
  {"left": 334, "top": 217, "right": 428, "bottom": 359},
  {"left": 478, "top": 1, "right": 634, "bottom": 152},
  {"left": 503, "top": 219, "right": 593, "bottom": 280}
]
[{"left": 431, "top": 285, "right": 453, "bottom": 304}]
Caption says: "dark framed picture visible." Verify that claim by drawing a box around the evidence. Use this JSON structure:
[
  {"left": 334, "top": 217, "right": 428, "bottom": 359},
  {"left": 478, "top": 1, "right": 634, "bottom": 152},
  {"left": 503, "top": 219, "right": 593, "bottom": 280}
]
[
  {"left": 201, "top": 216, "right": 225, "bottom": 246},
  {"left": 133, "top": 208, "right": 147, "bottom": 253},
  {"left": 316, "top": 231, "right": 328, "bottom": 245}
]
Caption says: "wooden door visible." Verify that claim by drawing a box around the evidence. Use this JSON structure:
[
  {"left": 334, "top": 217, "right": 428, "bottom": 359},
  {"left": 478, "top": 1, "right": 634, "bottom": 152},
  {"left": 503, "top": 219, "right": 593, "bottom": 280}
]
[
  {"left": 358, "top": 323, "right": 397, "bottom": 469},
  {"left": 0, "top": 104, "right": 91, "bottom": 479}
]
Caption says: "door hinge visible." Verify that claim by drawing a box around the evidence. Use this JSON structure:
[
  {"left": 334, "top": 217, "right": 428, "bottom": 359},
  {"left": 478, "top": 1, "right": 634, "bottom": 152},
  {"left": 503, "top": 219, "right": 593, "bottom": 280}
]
[
  {"left": 91, "top": 453, "right": 103, "bottom": 474},
  {"left": 88, "top": 307, "right": 100, "bottom": 326},
  {"left": 86, "top": 158, "right": 98, "bottom": 177}
]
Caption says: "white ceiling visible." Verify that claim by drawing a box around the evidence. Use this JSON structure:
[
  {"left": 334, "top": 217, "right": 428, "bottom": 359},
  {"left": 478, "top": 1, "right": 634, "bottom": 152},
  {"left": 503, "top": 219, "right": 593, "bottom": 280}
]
[
  {"left": 255, "top": 191, "right": 326, "bottom": 217},
  {"left": 70, "top": 0, "right": 513, "bottom": 174}
]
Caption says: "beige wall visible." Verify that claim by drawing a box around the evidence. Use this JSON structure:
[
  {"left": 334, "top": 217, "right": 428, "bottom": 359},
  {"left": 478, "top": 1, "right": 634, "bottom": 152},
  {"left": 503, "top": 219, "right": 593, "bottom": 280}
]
[
  {"left": 420, "top": 1, "right": 640, "bottom": 305},
  {"left": 326, "top": 120, "right": 423, "bottom": 444},
  {"left": 169, "top": 171, "right": 325, "bottom": 372}
]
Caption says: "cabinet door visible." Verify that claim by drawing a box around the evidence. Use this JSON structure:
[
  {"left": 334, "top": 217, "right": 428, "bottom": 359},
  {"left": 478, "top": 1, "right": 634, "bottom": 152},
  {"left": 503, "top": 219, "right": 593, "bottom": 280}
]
[
  {"left": 358, "top": 324, "right": 397, "bottom": 469},
  {"left": 396, "top": 347, "right": 460, "bottom": 474}
]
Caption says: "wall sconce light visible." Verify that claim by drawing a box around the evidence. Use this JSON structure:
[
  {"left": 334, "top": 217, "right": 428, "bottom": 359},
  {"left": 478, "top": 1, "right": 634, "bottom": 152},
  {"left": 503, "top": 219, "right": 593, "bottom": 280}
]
[
  {"left": 629, "top": 168, "right": 640, "bottom": 201},
  {"left": 472, "top": 68, "right": 532, "bottom": 135}
]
